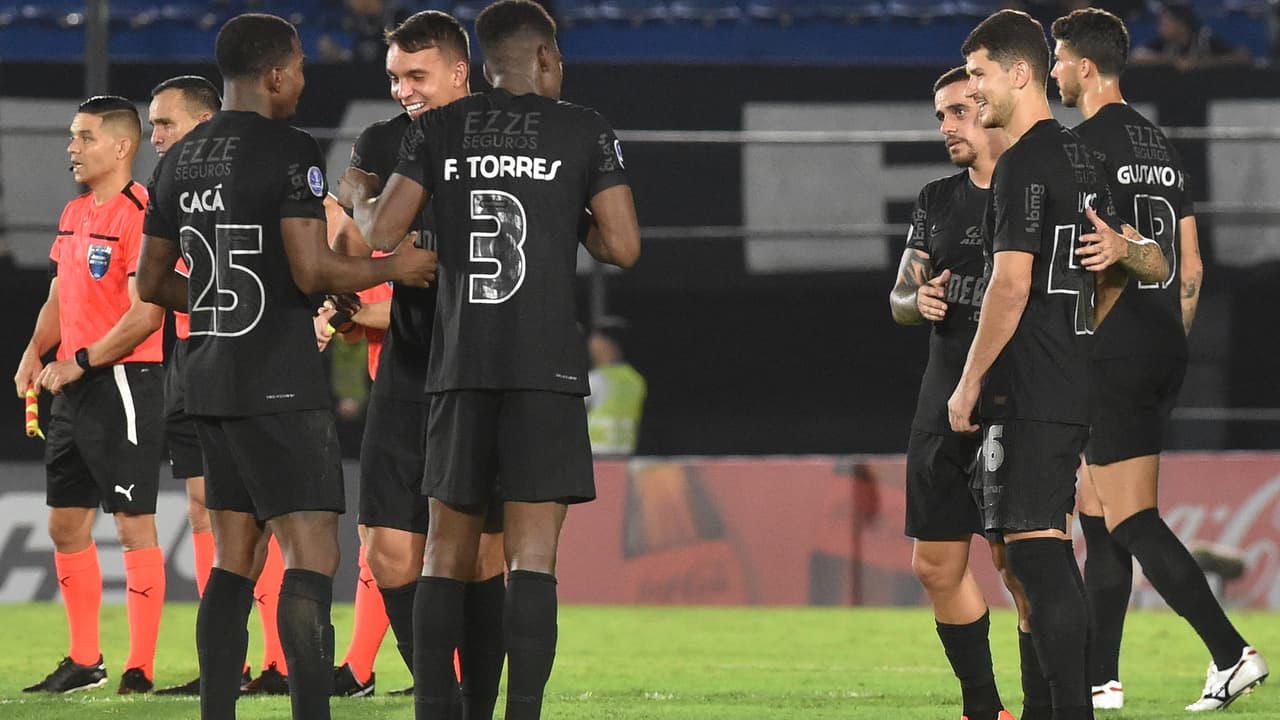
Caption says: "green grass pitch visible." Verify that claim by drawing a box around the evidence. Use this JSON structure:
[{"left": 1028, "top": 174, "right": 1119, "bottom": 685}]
[{"left": 1, "top": 604, "right": 1276, "bottom": 718}]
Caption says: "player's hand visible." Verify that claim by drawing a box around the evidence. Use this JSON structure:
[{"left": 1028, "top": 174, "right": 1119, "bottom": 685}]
[
  {"left": 336, "top": 167, "right": 382, "bottom": 209},
  {"left": 315, "top": 302, "right": 338, "bottom": 352},
  {"left": 35, "top": 358, "right": 83, "bottom": 396},
  {"left": 392, "top": 245, "right": 438, "bottom": 288},
  {"left": 917, "top": 269, "right": 951, "bottom": 322},
  {"left": 327, "top": 292, "right": 362, "bottom": 318},
  {"left": 1077, "top": 206, "right": 1130, "bottom": 271},
  {"left": 947, "top": 378, "right": 981, "bottom": 434},
  {"left": 14, "top": 352, "right": 44, "bottom": 398}
]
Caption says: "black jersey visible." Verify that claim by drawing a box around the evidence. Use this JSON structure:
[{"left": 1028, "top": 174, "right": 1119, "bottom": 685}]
[
  {"left": 906, "top": 171, "right": 989, "bottom": 435},
  {"left": 394, "top": 89, "right": 629, "bottom": 395},
  {"left": 143, "top": 111, "right": 330, "bottom": 417},
  {"left": 981, "top": 119, "right": 1120, "bottom": 426},
  {"left": 348, "top": 113, "right": 436, "bottom": 401},
  {"left": 1074, "top": 103, "right": 1190, "bottom": 360}
]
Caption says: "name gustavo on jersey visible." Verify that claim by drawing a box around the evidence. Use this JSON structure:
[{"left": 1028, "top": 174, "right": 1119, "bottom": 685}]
[{"left": 443, "top": 155, "right": 562, "bottom": 182}]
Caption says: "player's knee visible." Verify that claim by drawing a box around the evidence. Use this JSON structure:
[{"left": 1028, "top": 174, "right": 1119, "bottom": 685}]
[
  {"left": 114, "top": 512, "right": 159, "bottom": 552},
  {"left": 187, "top": 500, "right": 212, "bottom": 534},
  {"left": 366, "top": 540, "right": 421, "bottom": 587},
  {"left": 911, "top": 551, "right": 963, "bottom": 593},
  {"left": 47, "top": 511, "right": 94, "bottom": 553},
  {"left": 474, "top": 535, "right": 507, "bottom": 581}
]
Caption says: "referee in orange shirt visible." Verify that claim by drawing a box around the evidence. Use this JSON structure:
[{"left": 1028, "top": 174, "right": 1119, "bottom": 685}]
[{"left": 13, "top": 96, "right": 167, "bottom": 695}]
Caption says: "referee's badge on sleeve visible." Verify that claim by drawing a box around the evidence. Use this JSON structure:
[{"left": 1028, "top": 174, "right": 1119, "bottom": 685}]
[{"left": 87, "top": 243, "right": 112, "bottom": 280}]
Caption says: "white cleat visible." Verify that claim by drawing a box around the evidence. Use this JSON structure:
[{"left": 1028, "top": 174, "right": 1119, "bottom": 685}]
[
  {"left": 1186, "top": 646, "right": 1269, "bottom": 711},
  {"left": 1092, "top": 680, "right": 1124, "bottom": 709}
]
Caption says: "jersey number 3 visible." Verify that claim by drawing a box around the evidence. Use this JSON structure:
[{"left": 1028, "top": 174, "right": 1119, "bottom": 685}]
[
  {"left": 181, "top": 224, "right": 265, "bottom": 337},
  {"left": 469, "top": 190, "right": 527, "bottom": 304}
]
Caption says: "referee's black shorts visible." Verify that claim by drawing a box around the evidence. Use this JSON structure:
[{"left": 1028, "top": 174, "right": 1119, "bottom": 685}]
[
  {"left": 163, "top": 338, "right": 204, "bottom": 479},
  {"left": 359, "top": 394, "right": 430, "bottom": 533},
  {"left": 45, "top": 363, "right": 164, "bottom": 515},
  {"left": 195, "top": 408, "right": 345, "bottom": 522},
  {"left": 904, "top": 430, "right": 984, "bottom": 540},
  {"left": 424, "top": 389, "right": 595, "bottom": 509},
  {"left": 1085, "top": 355, "right": 1186, "bottom": 466}
]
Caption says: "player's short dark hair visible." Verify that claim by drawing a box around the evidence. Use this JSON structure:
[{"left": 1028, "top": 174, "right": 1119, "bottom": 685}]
[
  {"left": 933, "top": 66, "right": 969, "bottom": 94},
  {"left": 961, "top": 9, "right": 1051, "bottom": 86},
  {"left": 476, "top": 0, "right": 558, "bottom": 58},
  {"left": 151, "top": 75, "right": 222, "bottom": 114},
  {"left": 215, "top": 13, "right": 298, "bottom": 81},
  {"left": 385, "top": 10, "right": 470, "bottom": 62},
  {"left": 77, "top": 95, "right": 141, "bottom": 142},
  {"left": 1051, "top": 8, "right": 1130, "bottom": 76}
]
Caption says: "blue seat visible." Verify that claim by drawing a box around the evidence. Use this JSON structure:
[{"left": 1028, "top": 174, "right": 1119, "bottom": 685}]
[
  {"left": 668, "top": 1, "right": 744, "bottom": 24},
  {"left": 596, "top": 1, "right": 672, "bottom": 24}
]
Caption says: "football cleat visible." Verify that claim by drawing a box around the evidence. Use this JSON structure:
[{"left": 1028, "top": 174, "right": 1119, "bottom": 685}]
[
  {"left": 155, "top": 675, "right": 200, "bottom": 696},
  {"left": 961, "top": 711, "right": 1017, "bottom": 720},
  {"left": 23, "top": 655, "right": 108, "bottom": 693},
  {"left": 389, "top": 684, "right": 414, "bottom": 696},
  {"left": 332, "top": 663, "right": 376, "bottom": 697},
  {"left": 1092, "top": 680, "right": 1124, "bottom": 710},
  {"left": 241, "top": 662, "right": 289, "bottom": 695},
  {"left": 1186, "top": 646, "right": 1269, "bottom": 711},
  {"left": 117, "top": 667, "right": 153, "bottom": 694}
]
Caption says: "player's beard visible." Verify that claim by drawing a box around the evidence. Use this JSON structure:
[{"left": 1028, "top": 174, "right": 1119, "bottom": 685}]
[
  {"left": 1058, "top": 79, "right": 1080, "bottom": 108},
  {"left": 948, "top": 140, "right": 977, "bottom": 168},
  {"left": 979, "top": 94, "right": 1014, "bottom": 129}
]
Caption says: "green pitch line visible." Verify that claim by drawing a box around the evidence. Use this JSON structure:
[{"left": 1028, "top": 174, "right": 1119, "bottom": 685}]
[{"left": 1, "top": 604, "right": 1277, "bottom": 719}]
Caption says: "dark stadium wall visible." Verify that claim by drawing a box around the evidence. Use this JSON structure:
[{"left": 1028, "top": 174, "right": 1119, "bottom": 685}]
[{"left": 2, "top": 63, "right": 1279, "bottom": 457}]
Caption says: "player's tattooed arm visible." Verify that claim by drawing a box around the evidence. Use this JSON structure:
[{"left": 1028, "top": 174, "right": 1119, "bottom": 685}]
[
  {"left": 1178, "top": 216, "right": 1204, "bottom": 335},
  {"left": 1077, "top": 206, "right": 1168, "bottom": 282},
  {"left": 889, "top": 248, "right": 933, "bottom": 325}
]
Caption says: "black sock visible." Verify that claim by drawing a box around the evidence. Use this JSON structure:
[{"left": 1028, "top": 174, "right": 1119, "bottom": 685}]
[
  {"left": 505, "top": 570, "right": 558, "bottom": 720},
  {"left": 414, "top": 576, "right": 464, "bottom": 719},
  {"left": 278, "top": 569, "right": 335, "bottom": 720},
  {"left": 1018, "top": 629, "right": 1053, "bottom": 720},
  {"left": 381, "top": 581, "right": 418, "bottom": 675},
  {"left": 935, "top": 610, "right": 1003, "bottom": 720},
  {"left": 1110, "top": 508, "right": 1247, "bottom": 669},
  {"left": 462, "top": 573, "right": 506, "bottom": 720},
  {"left": 1079, "top": 513, "right": 1129, "bottom": 686},
  {"left": 1006, "top": 538, "right": 1091, "bottom": 716},
  {"left": 198, "top": 568, "right": 255, "bottom": 720}
]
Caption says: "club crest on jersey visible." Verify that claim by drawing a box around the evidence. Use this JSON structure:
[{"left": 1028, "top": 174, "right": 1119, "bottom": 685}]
[
  {"left": 307, "top": 166, "right": 325, "bottom": 197},
  {"left": 180, "top": 184, "right": 225, "bottom": 213},
  {"left": 87, "top": 243, "right": 112, "bottom": 280}
]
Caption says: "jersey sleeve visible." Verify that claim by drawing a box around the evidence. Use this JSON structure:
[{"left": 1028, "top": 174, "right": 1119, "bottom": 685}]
[
  {"left": 121, "top": 205, "right": 147, "bottom": 276},
  {"left": 142, "top": 157, "right": 179, "bottom": 242},
  {"left": 586, "top": 112, "right": 628, "bottom": 197},
  {"left": 990, "top": 153, "right": 1043, "bottom": 255},
  {"left": 394, "top": 114, "right": 435, "bottom": 194},
  {"left": 343, "top": 125, "right": 380, "bottom": 218},
  {"left": 905, "top": 185, "right": 929, "bottom": 253},
  {"left": 281, "top": 131, "right": 328, "bottom": 220}
]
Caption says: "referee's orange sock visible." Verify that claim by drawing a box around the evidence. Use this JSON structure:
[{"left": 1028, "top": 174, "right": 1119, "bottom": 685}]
[
  {"left": 255, "top": 537, "right": 288, "bottom": 675},
  {"left": 124, "top": 546, "right": 166, "bottom": 679},
  {"left": 54, "top": 543, "right": 102, "bottom": 667},
  {"left": 192, "top": 530, "right": 215, "bottom": 597},
  {"left": 341, "top": 546, "right": 388, "bottom": 684}
]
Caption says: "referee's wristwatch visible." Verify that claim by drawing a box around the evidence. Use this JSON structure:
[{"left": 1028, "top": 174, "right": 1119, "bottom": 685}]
[{"left": 74, "top": 347, "right": 93, "bottom": 372}]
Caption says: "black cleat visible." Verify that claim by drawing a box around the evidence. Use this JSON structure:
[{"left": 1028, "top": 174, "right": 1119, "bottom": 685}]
[
  {"left": 23, "top": 655, "right": 108, "bottom": 693},
  {"left": 117, "top": 667, "right": 153, "bottom": 694},
  {"left": 389, "top": 685, "right": 414, "bottom": 696},
  {"left": 241, "top": 662, "right": 289, "bottom": 695},
  {"left": 332, "top": 663, "right": 375, "bottom": 697},
  {"left": 155, "top": 675, "right": 201, "bottom": 696}
]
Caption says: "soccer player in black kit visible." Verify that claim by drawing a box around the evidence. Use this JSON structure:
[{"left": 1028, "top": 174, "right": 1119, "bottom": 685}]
[
  {"left": 332, "top": 10, "right": 509, "bottom": 713},
  {"left": 135, "top": 13, "right": 436, "bottom": 720},
  {"left": 1050, "top": 8, "right": 1268, "bottom": 711},
  {"left": 947, "top": 10, "right": 1168, "bottom": 720},
  {"left": 348, "top": 2, "right": 640, "bottom": 717},
  {"left": 890, "top": 66, "right": 1024, "bottom": 720}
]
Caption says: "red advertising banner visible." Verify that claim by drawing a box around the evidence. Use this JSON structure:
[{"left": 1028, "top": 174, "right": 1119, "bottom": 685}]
[{"left": 557, "top": 453, "right": 1280, "bottom": 608}]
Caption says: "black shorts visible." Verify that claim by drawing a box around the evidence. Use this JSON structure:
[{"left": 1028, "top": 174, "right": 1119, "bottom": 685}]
[
  {"left": 45, "top": 363, "right": 164, "bottom": 514},
  {"left": 163, "top": 339, "right": 204, "bottom": 479},
  {"left": 977, "top": 419, "right": 1089, "bottom": 534},
  {"left": 359, "top": 395, "right": 430, "bottom": 533},
  {"left": 195, "top": 409, "right": 345, "bottom": 522},
  {"left": 1085, "top": 355, "right": 1186, "bottom": 466},
  {"left": 424, "top": 389, "right": 595, "bottom": 508},
  {"left": 904, "top": 430, "right": 984, "bottom": 540}
]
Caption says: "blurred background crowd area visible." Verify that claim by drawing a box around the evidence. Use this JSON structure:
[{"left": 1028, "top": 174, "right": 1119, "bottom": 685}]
[{"left": 0, "top": 0, "right": 1276, "bottom": 65}]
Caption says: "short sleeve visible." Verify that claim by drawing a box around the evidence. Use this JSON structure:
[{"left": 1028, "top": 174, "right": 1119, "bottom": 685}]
[
  {"left": 142, "top": 156, "right": 178, "bottom": 242},
  {"left": 990, "top": 154, "right": 1043, "bottom": 255},
  {"left": 281, "top": 131, "right": 328, "bottom": 220},
  {"left": 905, "top": 186, "right": 929, "bottom": 252},
  {"left": 121, "top": 206, "right": 146, "bottom": 275},
  {"left": 394, "top": 113, "right": 434, "bottom": 194},
  {"left": 586, "top": 111, "right": 628, "bottom": 198},
  {"left": 343, "top": 125, "right": 379, "bottom": 218}
]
